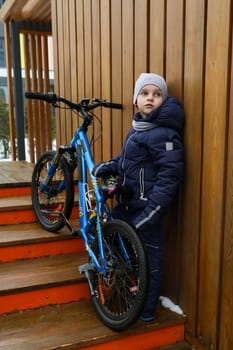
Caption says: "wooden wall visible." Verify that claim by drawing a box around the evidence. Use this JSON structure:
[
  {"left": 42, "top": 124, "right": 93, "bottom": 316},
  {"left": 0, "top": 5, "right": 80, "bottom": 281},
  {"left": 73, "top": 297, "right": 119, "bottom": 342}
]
[{"left": 51, "top": 1, "right": 233, "bottom": 349}]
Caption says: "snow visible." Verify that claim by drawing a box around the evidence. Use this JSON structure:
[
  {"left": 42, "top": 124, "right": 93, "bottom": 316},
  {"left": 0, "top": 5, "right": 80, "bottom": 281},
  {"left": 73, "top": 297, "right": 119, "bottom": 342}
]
[{"left": 159, "top": 296, "right": 186, "bottom": 317}]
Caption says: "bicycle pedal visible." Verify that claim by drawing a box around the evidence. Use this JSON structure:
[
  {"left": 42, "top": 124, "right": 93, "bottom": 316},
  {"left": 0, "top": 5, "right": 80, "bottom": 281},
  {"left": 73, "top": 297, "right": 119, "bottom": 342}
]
[{"left": 79, "top": 263, "right": 95, "bottom": 296}]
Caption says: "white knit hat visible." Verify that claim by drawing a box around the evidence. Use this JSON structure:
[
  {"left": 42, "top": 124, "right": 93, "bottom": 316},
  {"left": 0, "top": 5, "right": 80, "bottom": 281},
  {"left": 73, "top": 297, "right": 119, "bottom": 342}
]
[{"left": 133, "top": 73, "right": 167, "bottom": 104}]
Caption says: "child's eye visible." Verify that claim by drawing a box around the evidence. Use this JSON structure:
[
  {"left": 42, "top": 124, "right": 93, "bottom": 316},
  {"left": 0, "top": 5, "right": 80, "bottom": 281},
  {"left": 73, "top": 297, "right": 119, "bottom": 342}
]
[
  {"left": 140, "top": 91, "right": 161, "bottom": 97},
  {"left": 139, "top": 89, "right": 162, "bottom": 97}
]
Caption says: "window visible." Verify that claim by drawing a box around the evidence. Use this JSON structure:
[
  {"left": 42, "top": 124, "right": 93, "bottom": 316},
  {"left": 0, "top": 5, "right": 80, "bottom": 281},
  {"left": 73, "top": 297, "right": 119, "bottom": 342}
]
[{"left": 0, "top": 38, "right": 5, "bottom": 67}]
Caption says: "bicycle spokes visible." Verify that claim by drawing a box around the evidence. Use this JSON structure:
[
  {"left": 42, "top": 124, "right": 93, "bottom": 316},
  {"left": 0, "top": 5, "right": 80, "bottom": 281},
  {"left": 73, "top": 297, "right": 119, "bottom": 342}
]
[
  {"left": 87, "top": 220, "right": 148, "bottom": 331},
  {"left": 31, "top": 151, "right": 74, "bottom": 231}
]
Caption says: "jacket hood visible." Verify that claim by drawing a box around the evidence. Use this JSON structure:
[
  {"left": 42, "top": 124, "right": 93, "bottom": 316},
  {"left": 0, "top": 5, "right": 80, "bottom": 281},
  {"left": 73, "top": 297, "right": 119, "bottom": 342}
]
[{"left": 134, "top": 96, "right": 184, "bottom": 134}]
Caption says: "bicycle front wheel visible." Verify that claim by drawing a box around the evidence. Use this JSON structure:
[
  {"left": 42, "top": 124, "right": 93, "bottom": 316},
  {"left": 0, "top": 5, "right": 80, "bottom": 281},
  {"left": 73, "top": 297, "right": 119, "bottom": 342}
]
[
  {"left": 31, "top": 150, "right": 74, "bottom": 232},
  {"left": 91, "top": 219, "right": 149, "bottom": 331}
]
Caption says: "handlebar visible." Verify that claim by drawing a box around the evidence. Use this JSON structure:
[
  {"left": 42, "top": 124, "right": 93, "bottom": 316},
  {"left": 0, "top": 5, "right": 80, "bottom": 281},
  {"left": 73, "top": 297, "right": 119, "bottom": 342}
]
[
  {"left": 25, "top": 92, "right": 123, "bottom": 112},
  {"left": 25, "top": 92, "right": 57, "bottom": 103}
]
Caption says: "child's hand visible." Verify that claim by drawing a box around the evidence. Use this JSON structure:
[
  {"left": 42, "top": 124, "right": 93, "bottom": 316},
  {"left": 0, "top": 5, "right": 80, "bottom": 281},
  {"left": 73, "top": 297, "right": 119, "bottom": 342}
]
[
  {"left": 132, "top": 205, "right": 165, "bottom": 231},
  {"left": 92, "top": 162, "right": 109, "bottom": 177}
]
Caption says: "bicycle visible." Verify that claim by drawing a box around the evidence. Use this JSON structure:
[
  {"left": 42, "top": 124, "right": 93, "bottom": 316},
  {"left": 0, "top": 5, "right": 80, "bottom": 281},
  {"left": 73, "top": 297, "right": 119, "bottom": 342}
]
[{"left": 25, "top": 92, "right": 149, "bottom": 331}]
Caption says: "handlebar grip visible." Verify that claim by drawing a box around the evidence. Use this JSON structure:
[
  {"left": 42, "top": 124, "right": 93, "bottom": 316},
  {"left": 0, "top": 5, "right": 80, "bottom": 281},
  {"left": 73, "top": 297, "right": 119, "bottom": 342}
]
[
  {"left": 105, "top": 102, "right": 123, "bottom": 110},
  {"left": 25, "top": 92, "right": 57, "bottom": 104}
]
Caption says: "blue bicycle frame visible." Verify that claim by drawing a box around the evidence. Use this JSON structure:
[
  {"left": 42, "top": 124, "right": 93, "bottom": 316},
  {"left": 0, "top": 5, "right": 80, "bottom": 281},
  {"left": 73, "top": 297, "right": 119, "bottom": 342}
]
[{"left": 70, "top": 127, "right": 111, "bottom": 274}]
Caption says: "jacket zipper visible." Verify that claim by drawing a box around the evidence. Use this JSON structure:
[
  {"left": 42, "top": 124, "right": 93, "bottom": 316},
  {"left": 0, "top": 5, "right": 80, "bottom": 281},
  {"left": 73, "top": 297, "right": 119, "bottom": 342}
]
[{"left": 139, "top": 167, "right": 147, "bottom": 201}]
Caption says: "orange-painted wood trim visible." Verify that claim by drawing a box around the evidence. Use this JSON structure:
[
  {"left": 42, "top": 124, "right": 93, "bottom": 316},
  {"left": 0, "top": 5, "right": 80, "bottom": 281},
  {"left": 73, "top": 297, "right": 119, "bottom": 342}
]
[
  {"left": 0, "top": 206, "right": 78, "bottom": 225},
  {"left": 0, "top": 239, "right": 85, "bottom": 262},
  {"left": 73, "top": 323, "right": 184, "bottom": 350},
  {"left": 0, "top": 209, "right": 36, "bottom": 225},
  {"left": 0, "top": 283, "right": 89, "bottom": 315},
  {"left": 0, "top": 186, "right": 31, "bottom": 198},
  {"left": 70, "top": 206, "right": 79, "bottom": 219}
]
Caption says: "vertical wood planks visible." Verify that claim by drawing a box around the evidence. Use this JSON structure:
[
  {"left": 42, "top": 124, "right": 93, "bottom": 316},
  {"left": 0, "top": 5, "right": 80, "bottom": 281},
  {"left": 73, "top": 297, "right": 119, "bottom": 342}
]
[
  {"left": 134, "top": 0, "right": 148, "bottom": 76},
  {"left": 100, "top": 0, "right": 111, "bottom": 161},
  {"left": 198, "top": 0, "right": 231, "bottom": 348},
  {"left": 163, "top": 0, "right": 184, "bottom": 303},
  {"left": 50, "top": 1, "right": 233, "bottom": 348},
  {"left": 63, "top": 0, "right": 72, "bottom": 143},
  {"left": 122, "top": 0, "right": 134, "bottom": 138},
  {"left": 83, "top": 0, "right": 93, "bottom": 149},
  {"left": 76, "top": 0, "right": 85, "bottom": 102},
  {"left": 30, "top": 33, "right": 41, "bottom": 158},
  {"left": 51, "top": 0, "right": 60, "bottom": 146},
  {"left": 91, "top": 0, "right": 102, "bottom": 162},
  {"left": 42, "top": 35, "right": 52, "bottom": 150},
  {"left": 166, "top": 0, "right": 184, "bottom": 99},
  {"left": 36, "top": 34, "right": 46, "bottom": 152},
  {"left": 219, "top": 21, "right": 233, "bottom": 349},
  {"left": 83, "top": 0, "right": 93, "bottom": 98},
  {"left": 21, "top": 30, "right": 52, "bottom": 162},
  {"left": 56, "top": 0, "right": 66, "bottom": 145},
  {"left": 180, "top": 0, "right": 205, "bottom": 337},
  {"left": 69, "top": 0, "right": 78, "bottom": 132},
  {"left": 23, "top": 33, "right": 34, "bottom": 163},
  {"left": 111, "top": 0, "right": 123, "bottom": 157},
  {"left": 149, "top": 0, "right": 165, "bottom": 75}
]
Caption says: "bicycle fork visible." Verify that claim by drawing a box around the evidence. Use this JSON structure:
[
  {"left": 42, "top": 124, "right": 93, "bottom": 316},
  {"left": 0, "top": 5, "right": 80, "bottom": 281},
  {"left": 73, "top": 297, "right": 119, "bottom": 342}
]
[
  {"left": 40, "top": 145, "right": 80, "bottom": 234},
  {"left": 40, "top": 145, "right": 75, "bottom": 193}
]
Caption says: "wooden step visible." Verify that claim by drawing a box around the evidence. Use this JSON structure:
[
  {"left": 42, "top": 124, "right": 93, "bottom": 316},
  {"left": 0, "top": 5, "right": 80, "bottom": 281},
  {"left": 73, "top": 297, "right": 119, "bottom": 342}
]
[
  {"left": 154, "top": 342, "right": 193, "bottom": 349},
  {"left": 0, "top": 194, "right": 78, "bottom": 225},
  {"left": 0, "top": 195, "right": 37, "bottom": 225},
  {"left": 0, "top": 253, "right": 89, "bottom": 314},
  {"left": 0, "top": 222, "right": 84, "bottom": 262},
  {"left": 0, "top": 299, "right": 185, "bottom": 350},
  {"left": 0, "top": 160, "right": 33, "bottom": 190},
  {"left": 0, "top": 160, "right": 78, "bottom": 225},
  {"left": 0, "top": 160, "right": 33, "bottom": 200}
]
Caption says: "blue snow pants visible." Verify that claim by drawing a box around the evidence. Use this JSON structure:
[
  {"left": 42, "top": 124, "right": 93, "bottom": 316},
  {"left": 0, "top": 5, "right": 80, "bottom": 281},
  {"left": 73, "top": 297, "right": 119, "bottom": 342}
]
[{"left": 111, "top": 203, "right": 164, "bottom": 316}]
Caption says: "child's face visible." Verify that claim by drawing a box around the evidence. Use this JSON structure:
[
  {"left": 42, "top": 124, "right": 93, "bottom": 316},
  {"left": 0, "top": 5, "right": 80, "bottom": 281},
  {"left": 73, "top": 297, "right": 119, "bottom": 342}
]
[{"left": 136, "top": 85, "right": 163, "bottom": 118}]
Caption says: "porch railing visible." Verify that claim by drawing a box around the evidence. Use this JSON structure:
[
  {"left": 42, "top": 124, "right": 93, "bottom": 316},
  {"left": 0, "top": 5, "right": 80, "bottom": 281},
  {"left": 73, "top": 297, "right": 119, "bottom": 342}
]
[{"left": 4, "top": 20, "right": 53, "bottom": 163}]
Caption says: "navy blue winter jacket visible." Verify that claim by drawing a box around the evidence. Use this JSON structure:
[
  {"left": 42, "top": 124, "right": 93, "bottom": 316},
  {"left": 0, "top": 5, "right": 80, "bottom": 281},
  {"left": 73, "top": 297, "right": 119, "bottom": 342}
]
[{"left": 93, "top": 96, "right": 184, "bottom": 230}]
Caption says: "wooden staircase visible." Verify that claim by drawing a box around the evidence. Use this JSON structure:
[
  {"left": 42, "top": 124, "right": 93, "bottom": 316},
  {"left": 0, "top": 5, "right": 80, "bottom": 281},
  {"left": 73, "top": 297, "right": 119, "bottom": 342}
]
[{"left": 0, "top": 161, "right": 191, "bottom": 350}]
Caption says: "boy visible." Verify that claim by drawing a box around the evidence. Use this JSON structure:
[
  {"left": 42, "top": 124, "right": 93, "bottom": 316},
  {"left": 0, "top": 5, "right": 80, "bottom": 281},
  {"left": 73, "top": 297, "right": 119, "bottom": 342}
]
[{"left": 93, "top": 73, "right": 184, "bottom": 321}]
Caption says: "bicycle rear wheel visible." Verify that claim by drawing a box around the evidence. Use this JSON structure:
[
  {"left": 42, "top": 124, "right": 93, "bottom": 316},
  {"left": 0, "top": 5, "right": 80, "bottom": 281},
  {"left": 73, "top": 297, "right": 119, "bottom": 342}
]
[
  {"left": 31, "top": 150, "right": 74, "bottom": 232},
  {"left": 90, "top": 219, "right": 149, "bottom": 331}
]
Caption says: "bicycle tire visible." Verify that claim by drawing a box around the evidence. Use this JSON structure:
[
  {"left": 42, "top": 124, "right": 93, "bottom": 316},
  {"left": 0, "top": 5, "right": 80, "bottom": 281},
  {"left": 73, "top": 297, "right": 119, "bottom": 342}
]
[
  {"left": 90, "top": 219, "right": 149, "bottom": 331},
  {"left": 31, "top": 150, "right": 74, "bottom": 232}
]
